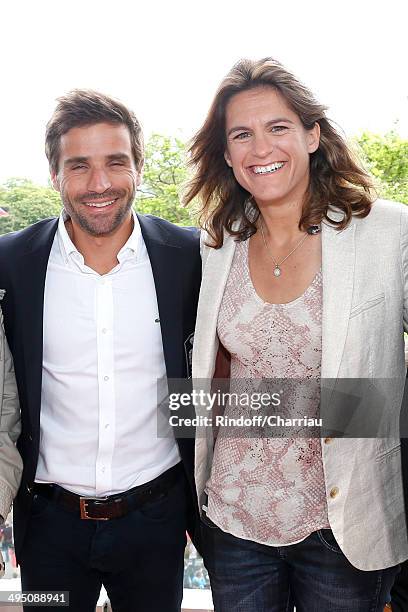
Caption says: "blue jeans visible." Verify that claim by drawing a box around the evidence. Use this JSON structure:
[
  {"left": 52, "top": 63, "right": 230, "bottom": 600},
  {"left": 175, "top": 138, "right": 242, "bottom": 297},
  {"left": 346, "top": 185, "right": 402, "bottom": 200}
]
[{"left": 201, "top": 518, "right": 399, "bottom": 612}]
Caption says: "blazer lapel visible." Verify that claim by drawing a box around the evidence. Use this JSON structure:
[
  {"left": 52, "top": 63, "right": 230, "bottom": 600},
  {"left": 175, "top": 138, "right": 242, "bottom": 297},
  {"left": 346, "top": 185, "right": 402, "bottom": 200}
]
[
  {"left": 321, "top": 218, "right": 356, "bottom": 381},
  {"left": 192, "top": 218, "right": 356, "bottom": 384},
  {"left": 192, "top": 233, "right": 236, "bottom": 380},
  {"left": 17, "top": 219, "right": 59, "bottom": 427},
  {"left": 137, "top": 214, "right": 184, "bottom": 380}
]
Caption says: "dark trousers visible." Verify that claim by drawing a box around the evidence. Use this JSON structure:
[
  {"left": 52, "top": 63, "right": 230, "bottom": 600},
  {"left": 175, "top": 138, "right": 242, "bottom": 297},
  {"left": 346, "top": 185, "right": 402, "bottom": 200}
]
[
  {"left": 201, "top": 518, "right": 399, "bottom": 612},
  {"left": 19, "top": 473, "right": 187, "bottom": 612}
]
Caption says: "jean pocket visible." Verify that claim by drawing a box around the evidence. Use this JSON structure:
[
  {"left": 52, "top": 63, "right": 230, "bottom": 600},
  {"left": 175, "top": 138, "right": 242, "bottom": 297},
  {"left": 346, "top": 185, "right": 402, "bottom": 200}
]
[
  {"left": 30, "top": 493, "right": 52, "bottom": 519},
  {"left": 138, "top": 491, "right": 169, "bottom": 521},
  {"left": 138, "top": 476, "right": 186, "bottom": 521},
  {"left": 317, "top": 529, "right": 343, "bottom": 554}
]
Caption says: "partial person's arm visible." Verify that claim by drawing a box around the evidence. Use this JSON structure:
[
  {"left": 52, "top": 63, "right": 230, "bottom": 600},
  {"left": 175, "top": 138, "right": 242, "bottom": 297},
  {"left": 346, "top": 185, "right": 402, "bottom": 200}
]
[
  {"left": 402, "top": 208, "right": 408, "bottom": 333},
  {"left": 390, "top": 208, "right": 408, "bottom": 609},
  {"left": 0, "top": 302, "right": 23, "bottom": 522}
]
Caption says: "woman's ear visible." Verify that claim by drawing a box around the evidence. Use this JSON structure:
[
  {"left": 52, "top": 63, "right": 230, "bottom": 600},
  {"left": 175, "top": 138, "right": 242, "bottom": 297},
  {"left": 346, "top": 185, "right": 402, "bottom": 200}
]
[
  {"left": 308, "top": 122, "right": 320, "bottom": 154},
  {"left": 224, "top": 150, "right": 232, "bottom": 167}
]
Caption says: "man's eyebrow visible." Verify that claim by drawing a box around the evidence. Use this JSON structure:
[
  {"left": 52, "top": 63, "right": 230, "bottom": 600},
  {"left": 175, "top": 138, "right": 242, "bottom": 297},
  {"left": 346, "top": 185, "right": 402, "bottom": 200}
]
[
  {"left": 106, "top": 153, "right": 131, "bottom": 162},
  {"left": 63, "top": 153, "right": 131, "bottom": 166},
  {"left": 64, "top": 156, "right": 88, "bottom": 166},
  {"left": 227, "top": 117, "right": 295, "bottom": 137}
]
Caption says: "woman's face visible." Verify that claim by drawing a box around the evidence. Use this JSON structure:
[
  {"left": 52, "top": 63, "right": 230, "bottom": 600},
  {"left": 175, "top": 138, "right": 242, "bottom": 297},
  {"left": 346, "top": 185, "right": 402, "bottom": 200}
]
[{"left": 224, "top": 86, "right": 320, "bottom": 210}]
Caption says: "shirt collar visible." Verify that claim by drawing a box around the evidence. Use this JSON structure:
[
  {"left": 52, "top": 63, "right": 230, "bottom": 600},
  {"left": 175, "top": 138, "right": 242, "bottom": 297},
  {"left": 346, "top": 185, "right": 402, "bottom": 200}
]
[{"left": 57, "top": 208, "right": 142, "bottom": 265}]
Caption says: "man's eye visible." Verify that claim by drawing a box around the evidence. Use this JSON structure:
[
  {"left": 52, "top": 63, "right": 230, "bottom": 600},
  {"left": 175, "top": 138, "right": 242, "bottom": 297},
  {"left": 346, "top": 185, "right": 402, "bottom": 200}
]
[
  {"left": 72, "top": 165, "right": 86, "bottom": 170},
  {"left": 271, "top": 125, "right": 287, "bottom": 133},
  {"left": 110, "top": 162, "right": 125, "bottom": 167}
]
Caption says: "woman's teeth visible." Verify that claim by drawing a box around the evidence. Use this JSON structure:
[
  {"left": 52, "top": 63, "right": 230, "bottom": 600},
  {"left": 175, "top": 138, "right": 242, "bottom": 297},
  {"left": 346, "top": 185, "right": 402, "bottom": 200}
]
[{"left": 253, "top": 162, "right": 284, "bottom": 174}]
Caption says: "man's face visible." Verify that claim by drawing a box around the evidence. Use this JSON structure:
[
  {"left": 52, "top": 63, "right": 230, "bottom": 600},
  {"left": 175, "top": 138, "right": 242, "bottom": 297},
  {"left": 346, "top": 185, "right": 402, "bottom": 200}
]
[{"left": 51, "top": 122, "right": 142, "bottom": 237}]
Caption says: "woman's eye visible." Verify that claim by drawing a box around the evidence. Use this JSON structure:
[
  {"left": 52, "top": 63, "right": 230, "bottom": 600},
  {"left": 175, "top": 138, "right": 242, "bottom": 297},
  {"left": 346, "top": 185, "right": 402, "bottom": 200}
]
[
  {"left": 271, "top": 125, "right": 287, "bottom": 133},
  {"left": 234, "top": 132, "right": 251, "bottom": 140}
]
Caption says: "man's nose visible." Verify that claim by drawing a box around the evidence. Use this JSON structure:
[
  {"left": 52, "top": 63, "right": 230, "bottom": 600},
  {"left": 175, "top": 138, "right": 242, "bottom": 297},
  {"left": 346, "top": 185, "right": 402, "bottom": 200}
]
[{"left": 86, "top": 168, "right": 112, "bottom": 193}]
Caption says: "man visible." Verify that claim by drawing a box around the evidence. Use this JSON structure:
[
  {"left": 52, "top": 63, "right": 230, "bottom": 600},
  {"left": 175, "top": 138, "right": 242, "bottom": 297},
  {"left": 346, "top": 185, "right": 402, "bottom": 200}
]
[{"left": 0, "top": 90, "right": 201, "bottom": 611}]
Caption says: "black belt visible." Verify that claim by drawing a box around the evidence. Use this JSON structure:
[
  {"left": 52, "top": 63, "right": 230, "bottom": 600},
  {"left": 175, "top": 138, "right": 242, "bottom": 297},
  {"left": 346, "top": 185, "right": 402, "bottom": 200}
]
[{"left": 33, "top": 462, "right": 183, "bottom": 521}]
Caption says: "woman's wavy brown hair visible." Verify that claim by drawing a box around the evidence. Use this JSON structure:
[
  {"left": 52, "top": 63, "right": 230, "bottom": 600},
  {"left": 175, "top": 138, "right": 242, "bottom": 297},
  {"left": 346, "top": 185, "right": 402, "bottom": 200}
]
[{"left": 183, "top": 57, "right": 374, "bottom": 248}]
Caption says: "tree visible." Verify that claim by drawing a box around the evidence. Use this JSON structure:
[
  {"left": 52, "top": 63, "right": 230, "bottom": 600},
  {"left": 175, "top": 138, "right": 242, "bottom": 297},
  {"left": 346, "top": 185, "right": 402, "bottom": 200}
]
[
  {"left": 2, "top": 130, "right": 405, "bottom": 236},
  {"left": 354, "top": 130, "right": 408, "bottom": 204},
  {"left": 138, "top": 133, "right": 196, "bottom": 225},
  {"left": 0, "top": 178, "right": 61, "bottom": 234},
  {"left": 0, "top": 134, "right": 196, "bottom": 236}
]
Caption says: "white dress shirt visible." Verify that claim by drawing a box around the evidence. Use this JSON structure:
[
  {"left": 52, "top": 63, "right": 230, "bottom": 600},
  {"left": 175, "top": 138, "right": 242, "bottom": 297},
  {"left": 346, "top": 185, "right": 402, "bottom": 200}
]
[{"left": 36, "top": 210, "right": 180, "bottom": 496}]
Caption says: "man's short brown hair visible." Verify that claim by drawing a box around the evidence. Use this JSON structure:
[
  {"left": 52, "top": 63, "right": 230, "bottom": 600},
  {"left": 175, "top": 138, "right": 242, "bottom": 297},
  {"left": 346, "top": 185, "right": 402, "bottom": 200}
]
[{"left": 45, "top": 89, "right": 144, "bottom": 174}]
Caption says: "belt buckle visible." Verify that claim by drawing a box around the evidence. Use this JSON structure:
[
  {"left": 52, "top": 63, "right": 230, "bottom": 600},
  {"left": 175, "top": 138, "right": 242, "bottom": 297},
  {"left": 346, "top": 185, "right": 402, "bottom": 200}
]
[{"left": 80, "top": 496, "right": 110, "bottom": 520}]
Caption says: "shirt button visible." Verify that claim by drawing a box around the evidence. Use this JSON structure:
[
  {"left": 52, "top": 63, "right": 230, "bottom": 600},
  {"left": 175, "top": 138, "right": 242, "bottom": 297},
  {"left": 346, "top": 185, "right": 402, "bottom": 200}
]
[
  {"left": 105, "top": 424, "right": 109, "bottom": 429},
  {"left": 101, "top": 467, "right": 106, "bottom": 473},
  {"left": 324, "top": 437, "right": 333, "bottom": 444},
  {"left": 330, "top": 487, "right": 339, "bottom": 499},
  {"left": 102, "top": 328, "right": 108, "bottom": 334},
  {"left": 104, "top": 376, "right": 109, "bottom": 381}
]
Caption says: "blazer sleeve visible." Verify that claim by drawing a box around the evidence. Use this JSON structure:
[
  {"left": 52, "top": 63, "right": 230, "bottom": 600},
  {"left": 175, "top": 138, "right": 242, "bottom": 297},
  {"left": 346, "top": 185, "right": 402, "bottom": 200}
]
[
  {"left": 401, "top": 207, "right": 408, "bottom": 333},
  {"left": 0, "top": 303, "right": 23, "bottom": 520}
]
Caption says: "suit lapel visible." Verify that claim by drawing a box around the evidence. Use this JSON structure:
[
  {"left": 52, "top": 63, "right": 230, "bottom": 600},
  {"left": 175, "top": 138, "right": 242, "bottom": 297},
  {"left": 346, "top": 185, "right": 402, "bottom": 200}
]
[
  {"left": 137, "top": 214, "right": 184, "bottom": 380},
  {"left": 17, "top": 219, "right": 59, "bottom": 427},
  {"left": 16, "top": 214, "right": 186, "bottom": 420},
  {"left": 321, "top": 219, "right": 355, "bottom": 381}
]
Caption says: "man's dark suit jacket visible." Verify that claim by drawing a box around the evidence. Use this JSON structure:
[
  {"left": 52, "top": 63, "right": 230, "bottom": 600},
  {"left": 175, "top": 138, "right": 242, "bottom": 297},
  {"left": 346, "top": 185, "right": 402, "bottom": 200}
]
[{"left": 0, "top": 213, "right": 202, "bottom": 560}]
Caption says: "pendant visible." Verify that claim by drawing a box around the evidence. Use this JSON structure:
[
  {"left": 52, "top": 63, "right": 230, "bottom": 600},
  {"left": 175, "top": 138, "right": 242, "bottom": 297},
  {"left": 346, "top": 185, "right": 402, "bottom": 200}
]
[{"left": 273, "top": 266, "right": 281, "bottom": 277}]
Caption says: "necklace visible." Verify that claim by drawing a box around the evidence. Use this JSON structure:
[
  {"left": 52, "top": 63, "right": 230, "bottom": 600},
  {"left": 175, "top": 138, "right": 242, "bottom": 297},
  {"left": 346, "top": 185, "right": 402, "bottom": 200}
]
[{"left": 259, "top": 219, "right": 308, "bottom": 277}]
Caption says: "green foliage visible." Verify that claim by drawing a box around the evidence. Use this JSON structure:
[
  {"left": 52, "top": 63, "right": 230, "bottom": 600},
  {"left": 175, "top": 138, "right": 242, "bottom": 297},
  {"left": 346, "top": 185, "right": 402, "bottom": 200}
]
[
  {"left": 354, "top": 130, "right": 408, "bottom": 204},
  {"left": 137, "top": 134, "right": 196, "bottom": 225},
  {"left": 0, "top": 178, "right": 61, "bottom": 234},
  {"left": 0, "top": 134, "right": 197, "bottom": 235},
  {"left": 1, "top": 130, "right": 406, "bottom": 236}
]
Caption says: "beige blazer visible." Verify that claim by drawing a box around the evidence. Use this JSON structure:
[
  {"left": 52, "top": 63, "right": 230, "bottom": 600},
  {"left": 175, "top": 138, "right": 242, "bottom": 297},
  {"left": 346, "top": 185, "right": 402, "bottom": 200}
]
[{"left": 193, "top": 199, "right": 408, "bottom": 571}]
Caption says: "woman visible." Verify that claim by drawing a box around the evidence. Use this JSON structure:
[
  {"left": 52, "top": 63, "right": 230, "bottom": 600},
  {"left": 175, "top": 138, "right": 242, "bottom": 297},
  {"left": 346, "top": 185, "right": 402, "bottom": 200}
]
[
  {"left": 0, "top": 293, "right": 22, "bottom": 576},
  {"left": 184, "top": 58, "right": 407, "bottom": 611}
]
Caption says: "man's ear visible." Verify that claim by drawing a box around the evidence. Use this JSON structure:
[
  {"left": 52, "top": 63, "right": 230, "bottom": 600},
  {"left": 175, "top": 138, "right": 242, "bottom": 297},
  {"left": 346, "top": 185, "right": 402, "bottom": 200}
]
[
  {"left": 224, "top": 150, "right": 232, "bottom": 168},
  {"left": 135, "top": 164, "right": 144, "bottom": 188},
  {"left": 50, "top": 171, "right": 60, "bottom": 192}
]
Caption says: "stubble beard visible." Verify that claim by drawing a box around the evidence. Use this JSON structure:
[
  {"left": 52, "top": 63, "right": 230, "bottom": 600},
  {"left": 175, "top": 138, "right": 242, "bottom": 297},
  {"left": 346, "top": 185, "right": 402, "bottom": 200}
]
[{"left": 61, "top": 188, "right": 136, "bottom": 237}]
